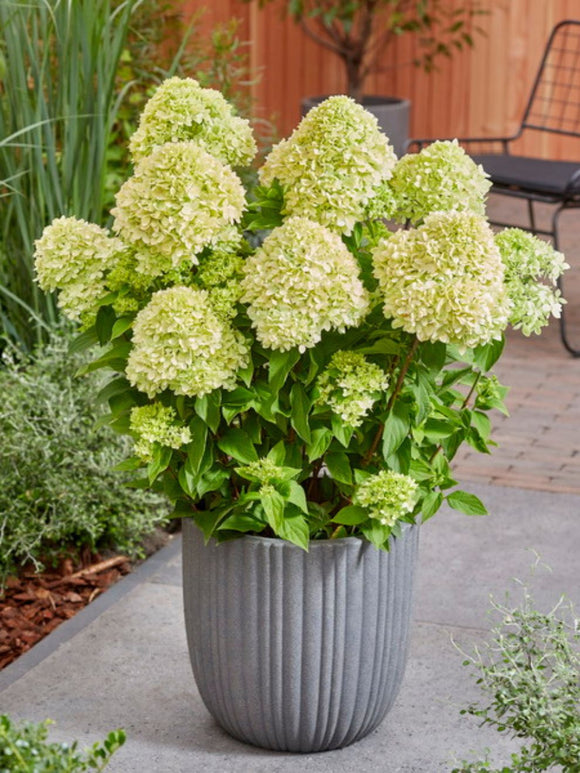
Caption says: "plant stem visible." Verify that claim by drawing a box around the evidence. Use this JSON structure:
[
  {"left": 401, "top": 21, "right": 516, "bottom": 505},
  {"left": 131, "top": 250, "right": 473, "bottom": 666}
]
[
  {"left": 363, "top": 335, "right": 419, "bottom": 466},
  {"left": 429, "top": 370, "right": 483, "bottom": 464}
]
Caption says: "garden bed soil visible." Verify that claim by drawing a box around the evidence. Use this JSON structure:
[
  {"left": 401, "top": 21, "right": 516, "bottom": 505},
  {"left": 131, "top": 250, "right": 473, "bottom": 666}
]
[{"left": 0, "top": 528, "right": 171, "bottom": 670}]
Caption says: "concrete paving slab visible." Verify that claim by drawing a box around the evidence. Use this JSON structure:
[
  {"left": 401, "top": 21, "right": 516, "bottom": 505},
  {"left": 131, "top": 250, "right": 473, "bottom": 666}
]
[{"left": 1, "top": 481, "right": 577, "bottom": 771}]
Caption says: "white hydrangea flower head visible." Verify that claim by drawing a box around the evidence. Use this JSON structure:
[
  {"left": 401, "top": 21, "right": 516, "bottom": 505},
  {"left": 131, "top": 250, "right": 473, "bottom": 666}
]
[
  {"left": 353, "top": 471, "right": 418, "bottom": 527},
  {"left": 34, "top": 216, "right": 126, "bottom": 321},
  {"left": 241, "top": 217, "right": 369, "bottom": 352},
  {"left": 129, "top": 76, "right": 257, "bottom": 167},
  {"left": 495, "top": 228, "right": 568, "bottom": 335},
  {"left": 316, "top": 350, "right": 389, "bottom": 427},
  {"left": 372, "top": 211, "right": 511, "bottom": 349},
  {"left": 388, "top": 140, "right": 492, "bottom": 224},
  {"left": 112, "top": 141, "right": 246, "bottom": 278},
  {"left": 129, "top": 403, "right": 192, "bottom": 461},
  {"left": 259, "top": 96, "right": 397, "bottom": 234},
  {"left": 126, "top": 286, "right": 249, "bottom": 398}
]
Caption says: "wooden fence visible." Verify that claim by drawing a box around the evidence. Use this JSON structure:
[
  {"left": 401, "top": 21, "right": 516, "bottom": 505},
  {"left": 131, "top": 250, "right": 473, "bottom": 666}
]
[{"left": 178, "top": 0, "right": 580, "bottom": 160}]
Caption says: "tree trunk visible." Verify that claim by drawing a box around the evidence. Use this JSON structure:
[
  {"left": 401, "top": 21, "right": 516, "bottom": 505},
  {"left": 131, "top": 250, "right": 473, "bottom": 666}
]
[{"left": 345, "top": 57, "right": 364, "bottom": 103}]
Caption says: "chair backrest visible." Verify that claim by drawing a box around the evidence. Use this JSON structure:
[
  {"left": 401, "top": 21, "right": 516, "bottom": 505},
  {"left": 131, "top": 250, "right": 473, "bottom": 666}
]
[{"left": 521, "top": 19, "right": 580, "bottom": 138}]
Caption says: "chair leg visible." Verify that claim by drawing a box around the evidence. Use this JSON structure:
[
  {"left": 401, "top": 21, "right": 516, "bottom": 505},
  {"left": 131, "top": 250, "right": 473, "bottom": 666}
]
[
  {"left": 527, "top": 199, "right": 537, "bottom": 234},
  {"left": 553, "top": 206, "right": 580, "bottom": 357}
]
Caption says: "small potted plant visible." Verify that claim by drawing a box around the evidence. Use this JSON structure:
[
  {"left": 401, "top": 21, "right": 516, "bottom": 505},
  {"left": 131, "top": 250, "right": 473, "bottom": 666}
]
[
  {"left": 240, "top": 0, "right": 484, "bottom": 155},
  {"left": 34, "top": 77, "right": 566, "bottom": 754}
]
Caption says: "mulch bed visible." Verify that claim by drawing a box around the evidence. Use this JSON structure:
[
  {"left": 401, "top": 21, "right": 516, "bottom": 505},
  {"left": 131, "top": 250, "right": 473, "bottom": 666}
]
[{"left": 0, "top": 554, "right": 131, "bottom": 670}]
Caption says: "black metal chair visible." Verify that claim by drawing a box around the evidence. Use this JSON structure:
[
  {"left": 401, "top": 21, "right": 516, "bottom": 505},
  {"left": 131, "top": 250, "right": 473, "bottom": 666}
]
[{"left": 409, "top": 19, "right": 580, "bottom": 356}]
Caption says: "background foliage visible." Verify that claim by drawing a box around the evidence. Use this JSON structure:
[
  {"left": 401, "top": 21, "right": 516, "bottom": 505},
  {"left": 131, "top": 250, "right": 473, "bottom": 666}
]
[{"left": 0, "top": 333, "right": 169, "bottom": 583}]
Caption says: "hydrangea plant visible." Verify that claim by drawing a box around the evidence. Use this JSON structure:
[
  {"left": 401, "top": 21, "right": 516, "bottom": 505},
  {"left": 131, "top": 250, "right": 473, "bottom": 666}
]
[{"left": 34, "top": 78, "right": 567, "bottom": 552}]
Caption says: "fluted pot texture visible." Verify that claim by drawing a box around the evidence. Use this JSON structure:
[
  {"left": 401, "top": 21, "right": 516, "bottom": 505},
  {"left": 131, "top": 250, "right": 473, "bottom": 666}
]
[{"left": 182, "top": 519, "right": 420, "bottom": 753}]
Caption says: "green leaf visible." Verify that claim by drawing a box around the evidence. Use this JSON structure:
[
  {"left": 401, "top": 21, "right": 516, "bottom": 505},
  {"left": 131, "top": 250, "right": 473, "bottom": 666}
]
[
  {"left": 331, "top": 415, "right": 354, "bottom": 447},
  {"left": 95, "top": 304, "right": 117, "bottom": 345},
  {"left": 96, "top": 377, "right": 132, "bottom": 406},
  {"left": 217, "top": 429, "right": 258, "bottom": 464},
  {"left": 112, "top": 456, "right": 143, "bottom": 472},
  {"left": 332, "top": 505, "right": 367, "bottom": 525},
  {"left": 473, "top": 336, "right": 505, "bottom": 372},
  {"left": 361, "top": 520, "right": 390, "bottom": 549},
  {"left": 447, "top": 490, "right": 488, "bottom": 516},
  {"left": 261, "top": 487, "right": 286, "bottom": 532},
  {"left": 111, "top": 315, "right": 134, "bottom": 339},
  {"left": 277, "top": 514, "right": 310, "bottom": 550},
  {"left": 218, "top": 514, "right": 265, "bottom": 533},
  {"left": 421, "top": 490, "right": 443, "bottom": 520},
  {"left": 386, "top": 437, "right": 412, "bottom": 474},
  {"left": 268, "top": 349, "right": 300, "bottom": 394},
  {"left": 186, "top": 417, "right": 208, "bottom": 474},
  {"left": 147, "top": 445, "right": 173, "bottom": 484},
  {"left": 195, "top": 392, "right": 222, "bottom": 432},
  {"left": 382, "top": 401, "right": 410, "bottom": 459},
  {"left": 325, "top": 451, "right": 353, "bottom": 485},
  {"left": 420, "top": 340, "right": 447, "bottom": 372},
  {"left": 471, "top": 410, "right": 492, "bottom": 440},
  {"left": 287, "top": 480, "right": 308, "bottom": 513},
  {"left": 192, "top": 509, "right": 227, "bottom": 543},
  {"left": 289, "top": 382, "right": 312, "bottom": 442},
  {"left": 306, "top": 427, "right": 333, "bottom": 462},
  {"left": 68, "top": 326, "right": 98, "bottom": 354},
  {"left": 196, "top": 468, "right": 230, "bottom": 498},
  {"left": 76, "top": 340, "right": 132, "bottom": 376}
]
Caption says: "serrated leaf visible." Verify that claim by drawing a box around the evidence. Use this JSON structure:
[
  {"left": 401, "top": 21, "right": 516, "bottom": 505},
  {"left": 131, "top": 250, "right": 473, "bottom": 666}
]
[
  {"left": 111, "top": 315, "right": 134, "bottom": 339},
  {"left": 147, "top": 445, "right": 173, "bottom": 484},
  {"left": 325, "top": 451, "right": 353, "bottom": 485},
  {"left": 69, "top": 327, "right": 99, "bottom": 354},
  {"left": 420, "top": 340, "right": 447, "bottom": 372},
  {"left": 332, "top": 505, "right": 367, "bottom": 525},
  {"left": 277, "top": 514, "right": 310, "bottom": 550},
  {"left": 96, "top": 377, "right": 132, "bottom": 406},
  {"left": 195, "top": 392, "right": 222, "bottom": 432},
  {"left": 447, "top": 490, "right": 488, "bottom": 516},
  {"left": 268, "top": 349, "right": 300, "bottom": 394},
  {"left": 95, "top": 305, "right": 117, "bottom": 345},
  {"left": 288, "top": 480, "right": 308, "bottom": 513},
  {"left": 261, "top": 487, "right": 286, "bottom": 532},
  {"left": 112, "top": 456, "right": 143, "bottom": 472},
  {"left": 421, "top": 490, "right": 443, "bottom": 520},
  {"left": 218, "top": 514, "right": 265, "bottom": 533},
  {"left": 473, "top": 337, "right": 505, "bottom": 372},
  {"left": 331, "top": 415, "right": 354, "bottom": 447},
  {"left": 361, "top": 520, "right": 391, "bottom": 549},
  {"left": 186, "top": 417, "right": 208, "bottom": 475},
  {"left": 192, "top": 509, "right": 228, "bottom": 543}
]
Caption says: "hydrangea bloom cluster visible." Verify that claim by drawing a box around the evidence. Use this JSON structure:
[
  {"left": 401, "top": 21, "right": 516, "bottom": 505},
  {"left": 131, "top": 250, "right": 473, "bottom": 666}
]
[
  {"left": 372, "top": 211, "right": 511, "bottom": 348},
  {"left": 236, "top": 458, "right": 285, "bottom": 485},
  {"left": 316, "top": 351, "right": 389, "bottom": 427},
  {"left": 34, "top": 217, "right": 125, "bottom": 321},
  {"left": 126, "top": 286, "right": 248, "bottom": 397},
  {"left": 386, "top": 140, "right": 491, "bottom": 224},
  {"left": 353, "top": 471, "right": 418, "bottom": 527},
  {"left": 241, "top": 217, "right": 369, "bottom": 352},
  {"left": 259, "top": 96, "right": 397, "bottom": 234},
  {"left": 112, "top": 142, "right": 246, "bottom": 277},
  {"left": 129, "top": 403, "right": 192, "bottom": 461},
  {"left": 495, "top": 228, "right": 568, "bottom": 335},
  {"left": 129, "top": 77, "right": 257, "bottom": 167}
]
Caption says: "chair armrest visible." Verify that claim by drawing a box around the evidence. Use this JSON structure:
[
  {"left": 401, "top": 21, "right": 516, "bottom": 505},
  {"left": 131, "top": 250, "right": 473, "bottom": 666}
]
[
  {"left": 564, "top": 167, "right": 580, "bottom": 196},
  {"left": 405, "top": 136, "right": 516, "bottom": 153}
]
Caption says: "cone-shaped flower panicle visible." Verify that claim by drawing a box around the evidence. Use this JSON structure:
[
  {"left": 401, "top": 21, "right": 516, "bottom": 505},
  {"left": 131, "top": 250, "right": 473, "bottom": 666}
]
[
  {"left": 112, "top": 141, "right": 246, "bottom": 278},
  {"left": 34, "top": 216, "right": 125, "bottom": 322},
  {"left": 129, "top": 76, "right": 257, "bottom": 167},
  {"left": 241, "top": 217, "right": 369, "bottom": 352},
  {"left": 495, "top": 228, "right": 569, "bottom": 335},
  {"left": 259, "top": 96, "right": 397, "bottom": 234},
  {"left": 353, "top": 471, "right": 418, "bottom": 528},
  {"left": 372, "top": 211, "right": 510, "bottom": 348},
  {"left": 386, "top": 139, "right": 491, "bottom": 224},
  {"left": 125, "top": 286, "right": 248, "bottom": 398}
]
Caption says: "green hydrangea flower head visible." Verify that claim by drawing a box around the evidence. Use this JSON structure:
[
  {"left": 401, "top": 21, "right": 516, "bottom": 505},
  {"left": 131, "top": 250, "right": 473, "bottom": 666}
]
[
  {"left": 387, "top": 140, "right": 491, "bottom": 224},
  {"left": 259, "top": 96, "right": 397, "bottom": 234},
  {"left": 129, "top": 76, "right": 257, "bottom": 167},
  {"left": 34, "top": 216, "right": 126, "bottom": 322},
  {"left": 125, "top": 286, "right": 249, "bottom": 398},
  {"left": 112, "top": 141, "right": 246, "bottom": 278},
  {"left": 241, "top": 217, "right": 369, "bottom": 352},
  {"left": 129, "top": 403, "right": 192, "bottom": 461},
  {"left": 316, "top": 350, "right": 389, "bottom": 427},
  {"left": 236, "top": 458, "right": 285, "bottom": 486},
  {"left": 353, "top": 471, "right": 418, "bottom": 527},
  {"left": 495, "top": 228, "right": 568, "bottom": 335},
  {"left": 372, "top": 211, "right": 511, "bottom": 348}
]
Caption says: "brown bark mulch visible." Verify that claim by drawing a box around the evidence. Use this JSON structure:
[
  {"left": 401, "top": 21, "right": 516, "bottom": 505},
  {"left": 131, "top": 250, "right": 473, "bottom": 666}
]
[{"left": 0, "top": 554, "right": 131, "bottom": 671}]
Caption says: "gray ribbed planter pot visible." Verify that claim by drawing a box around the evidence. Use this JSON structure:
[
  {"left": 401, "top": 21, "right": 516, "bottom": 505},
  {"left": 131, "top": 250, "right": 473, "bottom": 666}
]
[
  {"left": 182, "top": 520, "right": 420, "bottom": 753},
  {"left": 301, "top": 95, "right": 411, "bottom": 159}
]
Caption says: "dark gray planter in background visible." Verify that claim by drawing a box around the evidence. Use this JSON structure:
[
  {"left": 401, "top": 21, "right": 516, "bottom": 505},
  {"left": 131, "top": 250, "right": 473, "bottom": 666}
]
[
  {"left": 301, "top": 95, "right": 411, "bottom": 159},
  {"left": 182, "top": 520, "right": 420, "bottom": 753}
]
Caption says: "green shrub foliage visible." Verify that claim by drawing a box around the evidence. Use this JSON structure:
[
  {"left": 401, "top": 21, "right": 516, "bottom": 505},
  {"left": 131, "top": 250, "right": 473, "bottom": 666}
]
[{"left": 0, "top": 334, "right": 169, "bottom": 582}]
